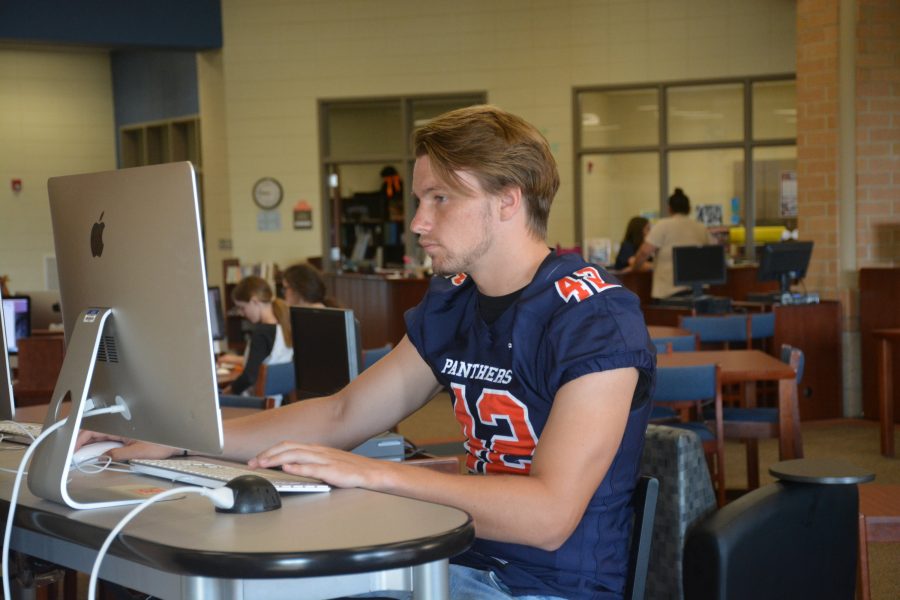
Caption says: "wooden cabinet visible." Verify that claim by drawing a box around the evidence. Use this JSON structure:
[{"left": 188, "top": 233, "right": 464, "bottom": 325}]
[
  {"left": 860, "top": 268, "right": 900, "bottom": 422},
  {"left": 324, "top": 273, "right": 429, "bottom": 348},
  {"left": 772, "top": 301, "right": 842, "bottom": 420}
]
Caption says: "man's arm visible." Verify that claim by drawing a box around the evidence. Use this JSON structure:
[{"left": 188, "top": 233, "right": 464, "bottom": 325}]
[
  {"left": 104, "top": 336, "right": 443, "bottom": 463},
  {"left": 628, "top": 241, "right": 657, "bottom": 272},
  {"left": 253, "top": 366, "right": 638, "bottom": 551}
]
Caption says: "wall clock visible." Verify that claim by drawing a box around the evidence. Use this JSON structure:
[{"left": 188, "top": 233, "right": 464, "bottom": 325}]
[{"left": 252, "top": 177, "right": 283, "bottom": 210}]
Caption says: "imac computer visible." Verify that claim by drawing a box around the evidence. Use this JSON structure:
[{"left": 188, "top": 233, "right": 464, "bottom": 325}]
[
  {"left": 0, "top": 292, "right": 15, "bottom": 421},
  {"left": 290, "top": 306, "right": 362, "bottom": 400},
  {"left": 2, "top": 295, "right": 31, "bottom": 355},
  {"left": 28, "top": 162, "right": 224, "bottom": 509},
  {"left": 660, "top": 245, "right": 731, "bottom": 314}
]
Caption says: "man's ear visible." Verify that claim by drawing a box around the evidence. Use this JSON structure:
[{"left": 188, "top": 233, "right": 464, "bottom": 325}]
[{"left": 497, "top": 186, "right": 524, "bottom": 222}]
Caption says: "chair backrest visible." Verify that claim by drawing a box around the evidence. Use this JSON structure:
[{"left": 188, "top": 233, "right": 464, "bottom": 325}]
[
  {"left": 682, "top": 480, "right": 858, "bottom": 600},
  {"left": 651, "top": 334, "right": 697, "bottom": 353},
  {"left": 679, "top": 314, "right": 749, "bottom": 347},
  {"left": 749, "top": 311, "right": 775, "bottom": 339},
  {"left": 640, "top": 425, "right": 717, "bottom": 600},
  {"left": 651, "top": 364, "right": 718, "bottom": 404},
  {"left": 779, "top": 343, "right": 805, "bottom": 383},
  {"left": 625, "top": 475, "right": 659, "bottom": 600},
  {"left": 255, "top": 361, "right": 295, "bottom": 398},
  {"left": 362, "top": 343, "right": 393, "bottom": 371}
]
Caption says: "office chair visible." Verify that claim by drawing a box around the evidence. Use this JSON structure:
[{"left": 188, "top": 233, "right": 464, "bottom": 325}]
[
  {"left": 679, "top": 314, "right": 749, "bottom": 350},
  {"left": 625, "top": 475, "right": 658, "bottom": 600},
  {"left": 650, "top": 334, "right": 697, "bottom": 353},
  {"left": 683, "top": 476, "right": 858, "bottom": 600},
  {"left": 640, "top": 425, "right": 717, "bottom": 600},
  {"left": 713, "top": 344, "right": 805, "bottom": 489},
  {"left": 651, "top": 364, "right": 726, "bottom": 506},
  {"left": 253, "top": 361, "right": 296, "bottom": 406},
  {"left": 219, "top": 393, "right": 276, "bottom": 410},
  {"left": 361, "top": 343, "right": 393, "bottom": 371}
]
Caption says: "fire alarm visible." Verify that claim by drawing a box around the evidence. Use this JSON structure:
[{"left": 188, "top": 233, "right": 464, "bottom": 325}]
[{"left": 11, "top": 179, "right": 22, "bottom": 193}]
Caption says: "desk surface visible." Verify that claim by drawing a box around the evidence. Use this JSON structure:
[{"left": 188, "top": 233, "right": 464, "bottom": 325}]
[
  {"left": 647, "top": 325, "right": 691, "bottom": 339},
  {"left": 657, "top": 349, "right": 795, "bottom": 382},
  {"left": 0, "top": 408, "right": 475, "bottom": 592}
]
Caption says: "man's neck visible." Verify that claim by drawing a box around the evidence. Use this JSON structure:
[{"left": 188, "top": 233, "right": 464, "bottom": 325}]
[{"left": 470, "top": 240, "right": 551, "bottom": 297}]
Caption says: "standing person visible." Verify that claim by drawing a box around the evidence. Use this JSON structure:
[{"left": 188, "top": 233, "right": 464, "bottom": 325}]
[
  {"left": 91, "top": 105, "right": 655, "bottom": 600},
  {"left": 629, "top": 187, "right": 713, "bottom": 299},
  {"left": 613, "top": 216, "right": 651, "bottom": 271},
  {"left": 219, "top": 275, "right": 293, "bottom": 396},
  {"left": 281, "top": 262, "right": 340, "bottom": 308}
]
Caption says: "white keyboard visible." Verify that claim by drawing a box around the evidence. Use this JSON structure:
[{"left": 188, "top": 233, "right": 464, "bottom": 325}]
[
  {"left": 129, "top": 458, "right": 331, "bottom": 493},
  {"left": 0, "top": 421, "right": 43, "bottom": 445}
]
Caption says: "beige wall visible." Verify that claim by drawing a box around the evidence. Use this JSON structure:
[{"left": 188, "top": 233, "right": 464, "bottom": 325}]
[
  {"left": 0, "top": 47, "right": 116, "bottom": 292},
  {"left": 216, "top": 0, "right": 797, "bottom": 268}
]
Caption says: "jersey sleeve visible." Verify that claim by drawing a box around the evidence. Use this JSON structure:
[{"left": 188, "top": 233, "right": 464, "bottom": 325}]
[{"left": 544, "top": 286, "right": 655, "bottom": 393}]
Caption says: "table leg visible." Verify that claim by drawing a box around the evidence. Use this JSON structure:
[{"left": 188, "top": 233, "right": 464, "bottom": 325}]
[
  {"left": 412, "top": 559, "right": 450, "bottom": 600},
  {"left": 878, "top": 338, "right": 895, "bottom": 458},
  {"left": 857, "top": 512, "right": 872, "bottom": 600},
  {"left": 777, "top": 379, "right": 803, "bottom": 460}
]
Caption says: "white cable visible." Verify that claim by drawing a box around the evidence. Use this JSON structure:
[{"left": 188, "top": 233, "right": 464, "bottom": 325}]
[
  {"left": 88, "top": 485, "right": 234, "bottom": 599},
  {"left": 2, "top": 417, "right": 69, "bottom": 600},
  {"left": 2, "top": 402, "right": 130, "bottom": 598}
]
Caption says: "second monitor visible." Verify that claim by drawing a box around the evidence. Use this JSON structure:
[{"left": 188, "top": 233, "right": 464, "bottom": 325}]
[{"left": 290, "top": 306, "right": 362, "bottom": 400}]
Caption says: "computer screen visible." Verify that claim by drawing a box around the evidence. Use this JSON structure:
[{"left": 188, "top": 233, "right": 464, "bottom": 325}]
[
  {"left": 207, "top": 286, "right": 226, "bottom": 341},
  {"left": 757, "top": 241, "right": 814, "bottom": 295},
  {"left": 0, "top": 292, "right": 15, "bottom": 421},
  {"left": 672, "top": 245, "right": 727, "bottom": 297},
  {"left": 1, "top": 295, "right": 30, "bottom": 354},
  {"left": 16, "top": 289, "right": 61, "bottom": 330},
  {"left": 290, "top": 306, "right": 361, "bottom": 400},
  {"left": 29, "top": 161, "right": 223, "bottom": 509}
]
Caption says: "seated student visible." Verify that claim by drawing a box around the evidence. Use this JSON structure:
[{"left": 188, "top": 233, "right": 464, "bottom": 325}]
[
  {"left": 219, "top": 276, "right": 293, "bottom": 396},
  {"left": 85, "top": 105, "right": 654, "bottom": 600},
  {"left": 613, "top": 216, "right": 651, "bottom": 271},
  {"left": 281, "top": 262, "right": 341, "bottom": 308}
]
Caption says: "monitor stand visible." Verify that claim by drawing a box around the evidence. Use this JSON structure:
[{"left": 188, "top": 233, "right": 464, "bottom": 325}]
[{"left": 27, "top": 308, "right": 142, "bottom": 510}]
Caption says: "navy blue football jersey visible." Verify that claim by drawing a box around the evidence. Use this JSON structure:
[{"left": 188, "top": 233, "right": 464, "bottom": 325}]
[{"left": 405, "top": 252, "right": 655, "bottom": 600}]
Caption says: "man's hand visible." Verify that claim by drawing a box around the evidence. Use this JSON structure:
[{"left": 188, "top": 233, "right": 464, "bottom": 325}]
[
  {"left": 250, "top": 442, "right": 394, "bottom": 489},
  {"left": 75, "top": 429, "right": 180, "bottom": 462}
]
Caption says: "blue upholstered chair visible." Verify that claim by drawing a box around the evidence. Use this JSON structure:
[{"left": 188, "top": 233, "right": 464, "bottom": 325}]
[
  {"left": 679, "top": 314, "right": 750, "bottom": 350},
  {"left": 712, "top": 344, "right": 805, "bottom": 489},
  {"left": 651, "top": 334, "right": 697, "bottom": 353},
  {"left": 253, "top": 361, "right": 295, "bottom": 406},
  {"left": 651, "top": 364, "right": 725, "bottom": 505},
  {"left": 640, "top": 425, "right": 717, "bottom": 600},
  {"left": 361, "top": 343, "right": 393, "bottom": 371}
]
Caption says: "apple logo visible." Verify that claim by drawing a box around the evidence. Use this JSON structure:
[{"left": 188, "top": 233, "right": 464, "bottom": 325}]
[{"left": 90, "top": 212, "right": 105, "bottom": 257}]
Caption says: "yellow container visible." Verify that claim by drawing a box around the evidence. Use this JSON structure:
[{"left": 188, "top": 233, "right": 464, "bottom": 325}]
[{"left": 728, "top": 226, "right": 787, "bottom": 244}]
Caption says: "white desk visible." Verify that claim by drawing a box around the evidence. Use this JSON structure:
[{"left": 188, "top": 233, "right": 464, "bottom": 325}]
[{"left": 0, "top": 444, "right": 474, "bottom": 599}]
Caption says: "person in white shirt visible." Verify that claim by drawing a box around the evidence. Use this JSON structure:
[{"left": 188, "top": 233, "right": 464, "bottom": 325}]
[{"left": 628, "top": 188, "right": 713, "bottom": 299}]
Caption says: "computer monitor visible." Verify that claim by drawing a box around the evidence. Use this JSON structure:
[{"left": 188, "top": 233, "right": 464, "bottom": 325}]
[
  {"left": 0, "top": 291, "right": 15, "bottom": 421},
  {"left": 2, "top": 295, "right": 30, "bottom": 354},
  {"left": 28, "top": 161, "right": 223, "bottom": 510},
  {"left": 16, "top": 289, "right": 61, "bottom": 330},
  {"left": 672, "top": 245, "right": 727, "bottom": 298},
  {"left": 290, "top": 306, "right": 361, "bottom": 400},
  {"left": 207, "top": 286, "right": 226, "bottom": 341},
  {"left": 757, "top": 241, "right": 814, "bottom": 296}
]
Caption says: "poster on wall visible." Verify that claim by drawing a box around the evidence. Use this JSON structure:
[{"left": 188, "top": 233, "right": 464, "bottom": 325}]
[
  {"left": 780, "top": 171, "right": 798, "bottom": 217},
  {"left": 257, "top": 210, "right": 281, "bottom": 232},
  {"left": 695, "top": 204, "right": 723, "bottom": 226},
  {"left": 293, "top": 200, "right": 313, "bottom": 230}
]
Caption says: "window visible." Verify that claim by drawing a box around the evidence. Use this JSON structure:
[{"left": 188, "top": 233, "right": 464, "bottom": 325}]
[{"left": 575, "top": 76, "right": 796, "bottom": 262}]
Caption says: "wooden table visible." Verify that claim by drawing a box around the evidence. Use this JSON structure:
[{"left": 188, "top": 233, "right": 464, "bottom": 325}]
[
  {"left": 657, "top": 350, "right": 802, "bottom": 460},
  {"left": 873, "top": 328, "right": 900, "bottom": 457},
  {"left": 647, "top": 325, "right": 691, "bottom": 338}
]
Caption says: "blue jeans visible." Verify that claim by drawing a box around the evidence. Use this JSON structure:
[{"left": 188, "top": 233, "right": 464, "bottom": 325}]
[{"left": 351, "top": 564, "right": 566, "bottom": 600}]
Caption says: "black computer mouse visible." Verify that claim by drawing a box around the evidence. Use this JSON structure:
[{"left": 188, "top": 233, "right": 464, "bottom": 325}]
[{"left": 217, "top": 474, "right": 282, "bottom": 514}]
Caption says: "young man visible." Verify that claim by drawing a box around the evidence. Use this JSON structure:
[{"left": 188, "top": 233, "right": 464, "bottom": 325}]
[
  {"left": 102, "top": 106, "right": 655, "bottom": 600},
  {"left": 628, "top": 187, "right": 713, "bottom": 300}
]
